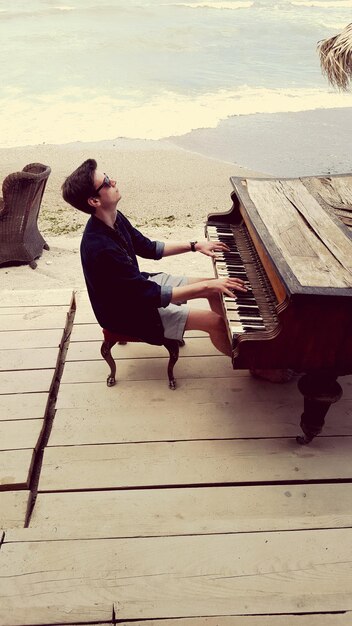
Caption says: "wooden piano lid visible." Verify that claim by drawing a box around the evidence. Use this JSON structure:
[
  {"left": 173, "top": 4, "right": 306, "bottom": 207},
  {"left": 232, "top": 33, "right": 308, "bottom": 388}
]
[{"left": 231, "top": 173, "right": 352, "bottom": 295}]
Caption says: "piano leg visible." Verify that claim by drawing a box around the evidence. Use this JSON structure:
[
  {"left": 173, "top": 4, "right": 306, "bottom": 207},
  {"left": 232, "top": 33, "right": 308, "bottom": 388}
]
[{"left": 296, "top": 372, "right": 343, "bottom": 445}]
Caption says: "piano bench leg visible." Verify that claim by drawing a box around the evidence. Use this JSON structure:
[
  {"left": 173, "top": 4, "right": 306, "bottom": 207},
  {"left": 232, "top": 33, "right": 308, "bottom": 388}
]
[
  {"left": 296, "top": 373, "right": 343, "bottom": 445},
  {"left": 163, "top": 338, "right": 180, "bottom": 390},
  {"left": 101, "top": 340, "right": 117, "bottom": 387}
]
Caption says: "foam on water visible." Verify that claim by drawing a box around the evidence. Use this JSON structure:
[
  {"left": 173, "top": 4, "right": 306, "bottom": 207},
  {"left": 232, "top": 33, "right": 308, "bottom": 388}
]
[
  {"left": 291, "top": 0, "right": 352, "bottom": 7},
  {"left": 0, "top": 85, "right": 350, "bottom": 148},
  {"left": 170, "top": 1, "right": 253, "bottom": 8}
]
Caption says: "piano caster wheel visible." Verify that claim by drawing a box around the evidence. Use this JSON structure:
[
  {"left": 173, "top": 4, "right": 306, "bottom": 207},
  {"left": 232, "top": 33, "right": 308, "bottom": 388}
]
[
  {"left": 107, "top": 375, "right": 116, "bottom": 387},
  {"left": 169, "top": 378, "right": 176, "bottom": 390}
]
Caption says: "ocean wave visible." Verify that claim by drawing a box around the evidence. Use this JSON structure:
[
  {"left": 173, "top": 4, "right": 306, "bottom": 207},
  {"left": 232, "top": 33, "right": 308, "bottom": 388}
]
[
  {"left": 317, "top": 20, "right": 347, "bottom": 30},
  {"left": 0, "top": 86, "right": 351, "bottom": 148},
  {"left": 291, "top": 0, "right": 352, "bottom": 8},
  {"left": 170, "top": 1, "right": 253, "bottom": 9},
  {"left": 0, "top": 6, "right": 75, "bottom": 20}
]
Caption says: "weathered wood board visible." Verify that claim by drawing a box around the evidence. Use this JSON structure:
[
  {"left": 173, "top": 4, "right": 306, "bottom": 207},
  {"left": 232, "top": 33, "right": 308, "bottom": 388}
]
[
  {"left": 0, "top": 328, "right": 62, "bottom": 350},
  {"left": 0, "top": 289, "right": 73, "bottom": 307},
  {"left": 48, "top": 393, "right": 352, "bottom": 447},
  {"left": 0, "top": 491, "right": 29, "bottom": 529},
  {"left": 13, "top": 483, "right": 352, "bottom": 540},
  {"left": 0, "top": 369, "right": 54, "bottom": 395},
  {"left": 38, "top": 437, "right": 352, "bottom": 492},
  {"left": 0, "top": 448, "right": 34, "bottom": 489},
  {"left": 55, "top": 376, "right": 352, "bottom": 410},
  {"left": 247, "top": 178, "right": 352, "bottom": 287},
  {"left": 61, "top": 355, "right": 234, "bottom": 384},
  {"left": 0, "top": 347, "right": 59, "bottom": 371},
  {"left": 0, "top": 393, "right": 47, "bottom": 421},
  {"left": 65, "top": 337, "right": 219, "bottom": 362},
  {"left": 1, "top": 529, "right": 352, "bottom": 624},
  {"left": 0, "top": 307, "right": 69, "bottom": 331},
  {"left": 0, "top": 420, "right": 43, "bottom": 451},
  {"left": 117, "top": 615, "right": 352, "bottom": 626}
]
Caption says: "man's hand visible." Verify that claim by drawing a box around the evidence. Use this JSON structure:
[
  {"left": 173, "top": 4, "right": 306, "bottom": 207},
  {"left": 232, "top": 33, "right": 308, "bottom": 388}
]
[
  {"left": 206, "top": 277, "right": 248, "bottom": 297},
  {"left": 195, "top": 240, "right": 231, "bottom": 257},
  {"left": 171, "top": 276, "right": 248, "bottom": 304}
]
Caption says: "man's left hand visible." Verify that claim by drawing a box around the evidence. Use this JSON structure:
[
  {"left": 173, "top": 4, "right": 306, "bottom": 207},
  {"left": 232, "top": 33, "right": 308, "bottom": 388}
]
[{"left": 195, "top": 240, "right": 230, "bottom": 257}]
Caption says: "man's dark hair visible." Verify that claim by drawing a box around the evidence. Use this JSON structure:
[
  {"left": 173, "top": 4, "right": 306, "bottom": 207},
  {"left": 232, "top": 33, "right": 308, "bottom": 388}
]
[{"left": 62, "top": 158, "right": 98, "bottom": 214}]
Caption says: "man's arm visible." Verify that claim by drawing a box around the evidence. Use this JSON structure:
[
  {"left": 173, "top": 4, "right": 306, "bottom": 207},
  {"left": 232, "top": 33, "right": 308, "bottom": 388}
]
[{"left": 163, "top": 240, "right": 230, "bottom": 258}]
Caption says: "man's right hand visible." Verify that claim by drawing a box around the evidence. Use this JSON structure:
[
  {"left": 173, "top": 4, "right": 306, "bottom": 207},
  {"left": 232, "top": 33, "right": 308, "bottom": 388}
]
[
  {"left": 205, "top": 277, "right": 248, "bottom": 298},
  {"left": 171, "top": 277, "right": 248, "bottom": 304}
]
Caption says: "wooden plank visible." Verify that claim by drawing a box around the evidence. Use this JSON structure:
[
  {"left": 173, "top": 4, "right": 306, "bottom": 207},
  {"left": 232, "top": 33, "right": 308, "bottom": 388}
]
[
  {"left": 0, "top": 369, "right": 54, "bottom": 394},
  {"left": 61, "top": 355, "right": 233, "bottom": 384},
  {"left": 0, "top": 308, "right": 69, "bottom": 331},
  {"left": 0, "top": 449, "right": 34, "bottom": 488},
  {"left": 70, "top": 323, "right": 206, "bottom": 342},
  {"left": 283, "top": 179, "right": 352, "bottom": 274},
  {"left": 0, "top": 529, "right": 352, "bottom": 624},
  {"left": 0, "top": 393, "right": 47, "bottom": 421},
  {"left": 0, "top": 289, "right": 73, "bottom": 307},
  {"left": 118, "top": 616, "right": 352, "bottom": 626},
  {"left": 38, "top": 437, "right": 352, "bottom": 492},
  {"left": 6, "top": 483, "right": 350, "bottom": 540},
  {"left": 247, "top": 179, "right": 352, "bottom": 287},
  {"left": 66, "top": 337, "right": 219, "bottom": 362},
  {"left": 0, "top": 420, "right": 43, "bottom": 451},
  {"left": 0, "top": 328, "right": 62, "bottom": 350},
  {"left": 0, "top": 347, "right": 59, "bottom": 371},
  {"left": 49, "top": 393, "right": 352, "bottom": 446},
  {"left": 0, "top": 491, "right": 29, "bottom": 529},
  {"left": 55, "top": 375, "right": 352, "bottom": 409}
]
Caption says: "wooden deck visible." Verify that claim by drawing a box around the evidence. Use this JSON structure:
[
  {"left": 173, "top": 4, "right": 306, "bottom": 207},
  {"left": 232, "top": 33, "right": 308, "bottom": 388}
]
[{"left": 1, "top": 289, "right": 352, "bottom": 625}]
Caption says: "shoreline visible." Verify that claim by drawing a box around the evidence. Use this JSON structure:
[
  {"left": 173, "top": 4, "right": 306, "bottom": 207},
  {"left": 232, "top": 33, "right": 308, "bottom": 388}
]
[{"left": 167, "top": 106, "right": 352, "bottom": 177}]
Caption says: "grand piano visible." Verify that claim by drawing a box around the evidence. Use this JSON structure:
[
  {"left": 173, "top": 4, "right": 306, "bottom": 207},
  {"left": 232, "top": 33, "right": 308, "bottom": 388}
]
[{"left": 206, "top": 173, "right": 352, "bottom": 444}]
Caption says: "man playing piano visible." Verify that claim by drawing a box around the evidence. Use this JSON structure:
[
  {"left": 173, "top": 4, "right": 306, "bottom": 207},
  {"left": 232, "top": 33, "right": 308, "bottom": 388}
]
[{"left": 62, "top": 159, "right": 247, "bottom": 356}]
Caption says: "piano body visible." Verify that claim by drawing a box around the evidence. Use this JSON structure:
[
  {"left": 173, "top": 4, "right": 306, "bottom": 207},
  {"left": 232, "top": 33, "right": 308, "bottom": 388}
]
[{"left": 206, "top": 173, "right": 352, "bottom": 444}]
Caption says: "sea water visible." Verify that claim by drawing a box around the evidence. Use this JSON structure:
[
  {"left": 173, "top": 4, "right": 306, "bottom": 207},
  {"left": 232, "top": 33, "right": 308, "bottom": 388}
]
[{"left": 0, "top": 0, "right": 351, "bottom": 151}]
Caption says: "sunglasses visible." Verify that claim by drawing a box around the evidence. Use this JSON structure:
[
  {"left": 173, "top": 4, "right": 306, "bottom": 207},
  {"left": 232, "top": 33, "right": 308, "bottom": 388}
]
[{"left": 95, "top": 173, "right": 112, "bottom": 194}]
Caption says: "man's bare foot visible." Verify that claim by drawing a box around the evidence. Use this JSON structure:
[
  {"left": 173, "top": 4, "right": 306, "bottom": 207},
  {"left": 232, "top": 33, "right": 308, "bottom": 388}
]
[{"left": 250, "top": 368, "right": 295, "bottom": 383}]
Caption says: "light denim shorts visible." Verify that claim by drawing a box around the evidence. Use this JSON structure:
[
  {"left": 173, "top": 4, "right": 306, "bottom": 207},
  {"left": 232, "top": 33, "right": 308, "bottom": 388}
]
[{"left": 148, "top": 272, "right": 190, "bottom": 341}]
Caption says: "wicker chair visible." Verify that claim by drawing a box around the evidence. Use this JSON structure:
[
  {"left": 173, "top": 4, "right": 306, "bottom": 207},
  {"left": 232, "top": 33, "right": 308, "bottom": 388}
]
[{"left": 0, "top": 163, "right": 51, "bottom": 269}]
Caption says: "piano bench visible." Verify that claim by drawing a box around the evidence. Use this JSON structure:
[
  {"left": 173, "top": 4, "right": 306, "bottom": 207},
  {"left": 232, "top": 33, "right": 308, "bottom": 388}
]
[{"left": 101, "top": 329, "right": 185, "bottom": 390}]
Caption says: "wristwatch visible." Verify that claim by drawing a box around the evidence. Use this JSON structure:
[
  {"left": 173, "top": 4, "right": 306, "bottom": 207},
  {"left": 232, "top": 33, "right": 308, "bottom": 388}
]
[{"left": 190, "top": 241, "right": 198, "bottom": 252}]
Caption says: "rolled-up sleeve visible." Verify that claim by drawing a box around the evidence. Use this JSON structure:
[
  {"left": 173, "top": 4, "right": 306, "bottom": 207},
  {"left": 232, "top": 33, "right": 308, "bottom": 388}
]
[{"left": 155, "top": 240, "right": 165, "bottom": 259}]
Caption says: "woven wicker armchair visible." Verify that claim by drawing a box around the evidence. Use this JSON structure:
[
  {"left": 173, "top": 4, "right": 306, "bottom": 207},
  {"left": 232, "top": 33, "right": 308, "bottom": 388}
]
[{"left": 0, "top": 163, "right": 51, "bottom": 269}]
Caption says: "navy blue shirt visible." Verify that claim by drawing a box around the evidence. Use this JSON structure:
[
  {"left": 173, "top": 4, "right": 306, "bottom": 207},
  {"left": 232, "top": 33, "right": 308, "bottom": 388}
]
[{"left": 80, "top": 211, "right": 172, "bottom": 345}]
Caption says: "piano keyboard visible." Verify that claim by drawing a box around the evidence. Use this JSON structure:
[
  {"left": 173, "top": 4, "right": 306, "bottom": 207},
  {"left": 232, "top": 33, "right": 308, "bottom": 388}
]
[{"left": 206, "top": 224, "right": 279, "bottom": 337}]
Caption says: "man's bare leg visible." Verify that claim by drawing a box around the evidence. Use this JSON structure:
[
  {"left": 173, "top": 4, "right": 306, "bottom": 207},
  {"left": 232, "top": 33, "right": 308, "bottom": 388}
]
[{"left": 185, "top": 309, "right": 231, "bottom": 357}]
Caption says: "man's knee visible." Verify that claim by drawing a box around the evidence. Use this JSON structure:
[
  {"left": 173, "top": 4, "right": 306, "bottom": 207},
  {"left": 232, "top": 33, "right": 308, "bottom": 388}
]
[
  {"left": 185, "top": 309, "right": 221, "bottom": 332},
  {"left": 204, "top": 311, "right": 226, "bottom": 334}
]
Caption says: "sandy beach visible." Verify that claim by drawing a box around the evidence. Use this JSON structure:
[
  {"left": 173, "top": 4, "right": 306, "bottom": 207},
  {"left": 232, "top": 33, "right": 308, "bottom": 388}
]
[{"left": 0, "top": 138, "right": 259, "bottom": 292}]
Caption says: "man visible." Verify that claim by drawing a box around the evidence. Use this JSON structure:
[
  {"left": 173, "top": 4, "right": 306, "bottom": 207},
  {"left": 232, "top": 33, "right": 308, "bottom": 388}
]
[{"left": 62, "top": 158, "right": 247, "bottom": 355}]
